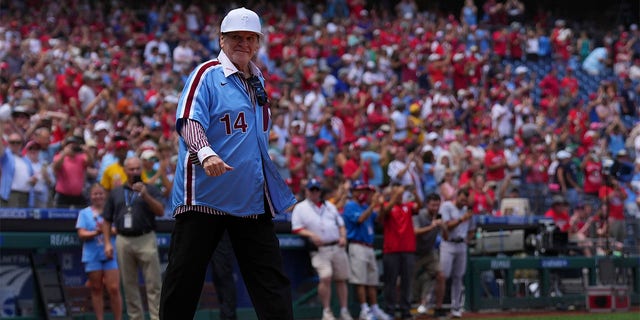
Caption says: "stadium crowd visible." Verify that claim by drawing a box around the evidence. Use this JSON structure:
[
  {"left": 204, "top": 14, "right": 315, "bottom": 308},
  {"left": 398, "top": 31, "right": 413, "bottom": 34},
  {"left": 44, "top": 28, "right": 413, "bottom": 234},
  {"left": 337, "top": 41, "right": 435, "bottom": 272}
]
[
  {"left": 1, "top": 0, "right": 638, "bottom": 216},
  {"left": 0, "top": 0, "right": 639, "bottom": 316}
]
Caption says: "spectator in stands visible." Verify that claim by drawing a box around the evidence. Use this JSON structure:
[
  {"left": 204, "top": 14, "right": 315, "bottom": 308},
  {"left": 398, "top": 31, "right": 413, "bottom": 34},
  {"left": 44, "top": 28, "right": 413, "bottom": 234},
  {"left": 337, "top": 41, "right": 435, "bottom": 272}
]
[
  {"left": 102, "top": 157, "right": 164, "bottom": 320},
  {"left": 379, "top": 183, "right": 420, "bottom": 320},
  {"left": 599, "top": 175, "right": 628, "bottom": 244},
  {"left": 568, "top": 202, "right": 595, "bottom": 257},
  {"left": 582, "top": 45, "right": 610, "bottom": 75},
  {"left": 100, "top": 139, "right": 130, "bottom": 192},
  {"left": 413, "top": 193, "right": 446, "bottom": 317},
  {"left": 76, "top": 183, "right": 123, "bottom": 320},
  {"left": 24, "top": 140, "right": 53, "bottom": 208},
  {"left": 343, "top": 180, "right": 390, "bottom": 320},
  {"left": 581, "top": 149, "right": 603, "bottom": 209},
  {"left": 0, "top": 132, "right": 34, "bottom": 207},
  {"left": 53, "top": 135, "right": 92, "bottom": 208},
  {"left": 544, "top": 195, "right": 571, "bottom": 232},
  {"left": 439, "top": 168, "right": 458, "bottom": 202},
  {"left": 341, "top": 140, "right": 373, "bottom": 184},
  {"left": 387, "top": 144, "right": 424, "bottom": 201},
  {"left": 32, "top": 126, "right": 58, "bottom": 163},
  {"left": 484, "top": 138, "right": 508, "bottom": 201},
  {"left": 554, "top": 149, "right": 581, "bottom": 209},
  {"left": 291, "top": 179, "right": 353, "bottom": 320},
  {"left": 140, "top": 149, "right": 171, "bottom": 197},
  {"left": 469, "top": 173, "right": 496, "bottom": 215}
]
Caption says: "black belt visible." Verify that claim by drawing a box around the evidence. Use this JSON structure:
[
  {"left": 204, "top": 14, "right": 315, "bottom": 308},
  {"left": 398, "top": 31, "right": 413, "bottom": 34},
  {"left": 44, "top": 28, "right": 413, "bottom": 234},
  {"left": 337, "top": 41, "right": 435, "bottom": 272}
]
[
  {"left": 447, "top": 237, "right": 465, "bottom": 243},
  {"left": 320, "top": 241, "right": 339, "bottom": 247},
  {"left": 349, "top": 240, "right": 373, "bottom": 248},
  {"left": 118, "top": 229, "right": 152, "bottom": 237}
]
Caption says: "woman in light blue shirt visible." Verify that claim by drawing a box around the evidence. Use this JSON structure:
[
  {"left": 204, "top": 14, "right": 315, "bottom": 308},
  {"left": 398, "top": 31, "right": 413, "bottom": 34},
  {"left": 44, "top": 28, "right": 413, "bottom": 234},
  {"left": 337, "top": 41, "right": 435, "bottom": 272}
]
[{"left": 76, "top": 184, "right": 122, "bottom": 320}]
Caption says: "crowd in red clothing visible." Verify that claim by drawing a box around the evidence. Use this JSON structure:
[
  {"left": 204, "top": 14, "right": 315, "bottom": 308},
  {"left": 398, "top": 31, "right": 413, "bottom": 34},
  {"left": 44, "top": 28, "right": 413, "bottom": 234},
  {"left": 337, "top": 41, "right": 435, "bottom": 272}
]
[{"left": 0, "top": 0, "right": 638, "bottom": 229}]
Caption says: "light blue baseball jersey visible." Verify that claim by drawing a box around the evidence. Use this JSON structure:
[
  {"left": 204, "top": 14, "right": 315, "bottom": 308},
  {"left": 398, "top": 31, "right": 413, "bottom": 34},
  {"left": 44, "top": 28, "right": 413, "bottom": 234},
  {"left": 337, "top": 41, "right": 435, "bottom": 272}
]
[{"left": 172, "top": 51, "right": 296, "bottom": 217}]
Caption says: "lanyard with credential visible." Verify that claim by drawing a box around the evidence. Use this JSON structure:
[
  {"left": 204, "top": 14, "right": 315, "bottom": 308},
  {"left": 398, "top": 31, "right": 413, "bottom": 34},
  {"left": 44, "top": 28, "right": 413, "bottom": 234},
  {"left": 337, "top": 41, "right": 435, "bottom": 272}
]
[{"left": 123, "top": 189, "right": 138, "bottom": 230}]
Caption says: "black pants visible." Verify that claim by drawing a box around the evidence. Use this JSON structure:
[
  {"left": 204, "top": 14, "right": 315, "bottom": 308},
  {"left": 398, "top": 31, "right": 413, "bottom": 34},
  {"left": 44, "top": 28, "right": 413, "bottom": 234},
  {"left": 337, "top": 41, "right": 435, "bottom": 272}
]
[
  {"left": 212, "top": 231, "right": 237, "bottom": 320},
  {"left": 159, "top": 211, "right": 293, "bottom": 320},
  {"left": 54, "top": 193, "right": 87, "bottom": 209}
]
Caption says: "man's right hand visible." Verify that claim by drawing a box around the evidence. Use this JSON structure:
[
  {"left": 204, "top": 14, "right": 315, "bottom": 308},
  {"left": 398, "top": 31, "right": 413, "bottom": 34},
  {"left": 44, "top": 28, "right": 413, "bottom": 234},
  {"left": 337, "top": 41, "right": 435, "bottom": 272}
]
[{"left": 203, "top": 155, "right": 233, "bottom": 177}]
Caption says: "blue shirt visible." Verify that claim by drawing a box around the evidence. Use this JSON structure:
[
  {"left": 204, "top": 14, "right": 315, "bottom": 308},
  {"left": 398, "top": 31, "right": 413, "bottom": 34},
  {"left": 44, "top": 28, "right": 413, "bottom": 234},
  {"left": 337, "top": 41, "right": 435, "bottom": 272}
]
[
  {"left": 171, "top": 51, "right": 296, "bottom": 217},
  {"left": 343, "top": 200, "right": 377, "bottom": 244},
  {"left": 76, "top": 206, "right": 115, "bottom": 263},
  {"left": 582, "top": 47, "right": 607, "bottom": 75},
  {"left": 360, "top": 151, "right": 383, "bottom": 187},
  {"left": 0, "top": 147, "right": 34, "bottom": 205}
]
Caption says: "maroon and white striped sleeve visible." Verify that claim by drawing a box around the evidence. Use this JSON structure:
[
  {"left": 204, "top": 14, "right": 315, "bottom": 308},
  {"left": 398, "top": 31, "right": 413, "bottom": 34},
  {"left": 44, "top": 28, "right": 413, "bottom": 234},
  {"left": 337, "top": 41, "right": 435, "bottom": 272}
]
[{"left": 180, "top": 119, "right": 217, "bottom": 164}]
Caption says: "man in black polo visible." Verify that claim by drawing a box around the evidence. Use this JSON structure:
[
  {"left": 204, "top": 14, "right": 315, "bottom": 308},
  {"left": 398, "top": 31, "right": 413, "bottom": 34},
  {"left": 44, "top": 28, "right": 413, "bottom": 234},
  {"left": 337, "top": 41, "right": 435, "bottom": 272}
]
[{"left": 103, "top": 156, "right": 164, "bottom": 320}]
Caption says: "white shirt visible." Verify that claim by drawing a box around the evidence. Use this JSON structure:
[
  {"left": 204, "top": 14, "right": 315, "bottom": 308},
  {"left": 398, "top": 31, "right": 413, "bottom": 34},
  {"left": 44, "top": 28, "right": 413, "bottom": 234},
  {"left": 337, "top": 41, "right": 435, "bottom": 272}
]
[
  {"left": 78, "top": 84, "right": 96, "bottom": 112},
  {"left": 303, "top": 90, "right": 327, "bottom": 123},
  {"left": 291, "top": 199, "right": 343, "bottom": 243},
  {"left": 11, "top": 156, "right": 32, "bottom": 192}
]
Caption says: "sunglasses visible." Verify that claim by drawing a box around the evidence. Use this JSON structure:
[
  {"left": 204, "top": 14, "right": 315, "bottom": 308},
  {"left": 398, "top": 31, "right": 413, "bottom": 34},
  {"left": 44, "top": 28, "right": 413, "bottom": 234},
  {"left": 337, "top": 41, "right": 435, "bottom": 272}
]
[
  {"left": 248, "top": 76, "right": 268, "bottom": 107},
  {"left": 9, "top": 140, "right": 22, "bottom": 145}
]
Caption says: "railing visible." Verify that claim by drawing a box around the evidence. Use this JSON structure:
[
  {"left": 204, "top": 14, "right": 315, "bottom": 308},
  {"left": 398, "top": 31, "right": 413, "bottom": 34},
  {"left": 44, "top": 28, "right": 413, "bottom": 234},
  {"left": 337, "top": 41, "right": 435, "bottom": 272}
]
[{"left": 466, "top": 256, "right": 640, "bottom": 311}]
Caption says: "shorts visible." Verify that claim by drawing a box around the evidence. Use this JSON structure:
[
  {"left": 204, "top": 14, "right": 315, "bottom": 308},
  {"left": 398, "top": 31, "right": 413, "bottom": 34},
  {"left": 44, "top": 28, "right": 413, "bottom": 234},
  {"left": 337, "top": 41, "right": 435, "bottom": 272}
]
[
  {"left": 85, "top": 259, "right": 118, "bottom": 273},
  {"left": 310, "top": 245, "right": 349, "bottom": 280},
  {"left": 348, "top": 242, "right": 379, "bottom": 286}
]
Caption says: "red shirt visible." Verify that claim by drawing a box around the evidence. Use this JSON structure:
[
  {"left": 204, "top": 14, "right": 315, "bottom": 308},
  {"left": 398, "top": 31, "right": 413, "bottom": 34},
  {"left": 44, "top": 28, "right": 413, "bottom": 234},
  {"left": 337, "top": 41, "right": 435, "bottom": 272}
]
[
  {"left": 53, "top": 153, "right": 88, "bottom": 196},
  {"left": 583, "top": 160, "right": 603, "bottom": 194},
  {"left": 484, "top": 149, "right": 506, "bottom": 181},
  {"left": 560, "top": 76, "right": 579, "bottom": 96},
  {"left": 382, "top": 201, "right": 417, "bottom": 253},
  {"left": 342, "top": 158, "right": 362, "bottom": 180},
  {"left": 492, "top": 30, "right": 508, "bottom": 57},
  {"left": 598, "top": 186, "right": 627, "bottom": 220},
  {"left": 544, "top": 208, "right": 571, "bottom": 232},
  {"left": 470, "top": 188, "right": 495, "bottom": 214}
]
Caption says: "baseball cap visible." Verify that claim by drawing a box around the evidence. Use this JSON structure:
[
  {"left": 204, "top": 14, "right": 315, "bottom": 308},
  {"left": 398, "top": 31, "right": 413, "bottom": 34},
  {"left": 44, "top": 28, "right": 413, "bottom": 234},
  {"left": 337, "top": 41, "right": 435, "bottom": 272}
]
[
  {"left": 114, "top": 140, "right": 129, "bottom": 149},
  {"left": 306, "top": 178, "right": 322, "bottom": 190},
  {"left": 94, "top": 120, "right": 110, "bottom": 132},
  {"left": 427, "top": 132, "right": 439, "bottom": 141},
  {"left": 140, "top": 150, "right": 157, "bottom": 161},
  {"left": 552, "top": 195, "right": 568, "bottom": 205},
  {"left": 315, "top": 139, "right": 331, "bottom": 149},
  {"left": 323, "top": 168, "right": 336, "bottom": 177},
  {"left": 556, "top": 150, "right": 571, "bottom": 160},
  {"left": 351, "top": 180, "right": 374, "bottom": 191}
]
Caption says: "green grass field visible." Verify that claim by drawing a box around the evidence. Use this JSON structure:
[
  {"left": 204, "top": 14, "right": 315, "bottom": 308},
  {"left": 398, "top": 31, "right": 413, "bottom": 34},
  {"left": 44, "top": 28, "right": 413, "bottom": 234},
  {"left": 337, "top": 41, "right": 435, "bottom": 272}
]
[{"left": 478, "top": 313, "right": 639, "bottom": 320}]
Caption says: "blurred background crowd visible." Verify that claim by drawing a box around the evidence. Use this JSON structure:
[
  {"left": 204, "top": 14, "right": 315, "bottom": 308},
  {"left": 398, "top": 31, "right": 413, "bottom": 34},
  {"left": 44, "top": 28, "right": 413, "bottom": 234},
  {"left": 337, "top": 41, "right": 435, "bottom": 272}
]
[{"left": 0, "top": 0, "right": 639, "bottom": 223}]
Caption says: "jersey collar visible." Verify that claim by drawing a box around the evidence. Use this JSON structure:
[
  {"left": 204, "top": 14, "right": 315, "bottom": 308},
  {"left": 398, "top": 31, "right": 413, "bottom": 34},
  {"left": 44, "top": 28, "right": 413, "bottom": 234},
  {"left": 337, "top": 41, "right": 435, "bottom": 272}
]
[{"left": 218, "top": 50, "right": 261, "bottom": 79}]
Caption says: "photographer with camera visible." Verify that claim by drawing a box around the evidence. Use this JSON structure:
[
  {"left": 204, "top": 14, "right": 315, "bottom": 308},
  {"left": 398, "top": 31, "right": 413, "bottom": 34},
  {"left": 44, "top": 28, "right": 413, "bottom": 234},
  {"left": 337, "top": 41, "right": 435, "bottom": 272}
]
[
  {"left": 52, "top": 135, "right": 93, "bottom": 208},
  {"left": 102, "top": 156, "right": 164, "bottom": 320}
]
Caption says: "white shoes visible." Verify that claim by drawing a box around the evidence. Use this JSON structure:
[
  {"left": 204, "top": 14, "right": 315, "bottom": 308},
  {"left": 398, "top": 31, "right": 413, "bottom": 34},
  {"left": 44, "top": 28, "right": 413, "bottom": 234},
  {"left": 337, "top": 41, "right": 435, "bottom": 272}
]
[
  {"left": 451, "top": 309, "right": 463, "bottom": 318},
  {"left": 416, "top": 304, "right": 428, "bottom": 314},
  {"left": 371, "top": 307, "right": 392, "bottom": 320},
  {"left": 322, "top": 308, "right": 337, "bottom": 320},
  {"left": 358, "top": 309, "right": 373, "bottom": 320},
  {"left": 340, "top": 308, "right": 354, "bottom": 320}
]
